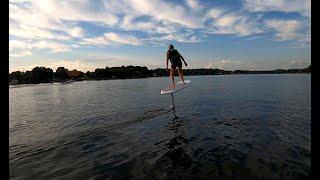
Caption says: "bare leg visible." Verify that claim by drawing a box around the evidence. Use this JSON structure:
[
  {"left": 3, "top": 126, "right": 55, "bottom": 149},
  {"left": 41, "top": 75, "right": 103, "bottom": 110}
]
[
  {"left": 170, "top": 68, "right": 175, "bottom": 88},
  {"left": 177, "top": 68, "right": 185, "bottom": 84}
]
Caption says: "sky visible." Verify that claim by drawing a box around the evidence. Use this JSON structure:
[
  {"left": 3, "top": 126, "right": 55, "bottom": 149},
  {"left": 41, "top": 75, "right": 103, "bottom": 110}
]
[{"left": 9, "top": 0, "right": 311, "bottom": 73}]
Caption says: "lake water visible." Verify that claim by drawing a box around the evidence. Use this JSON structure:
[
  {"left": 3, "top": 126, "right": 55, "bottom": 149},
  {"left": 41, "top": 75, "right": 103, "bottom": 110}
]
[{"left": 9, "top": 74, "right": 311, "bottom": 179}]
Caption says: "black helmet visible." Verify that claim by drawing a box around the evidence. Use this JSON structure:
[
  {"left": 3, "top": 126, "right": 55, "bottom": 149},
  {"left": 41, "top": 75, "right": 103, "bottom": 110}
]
[{"left": 168, "top": 44, "right": 174, "bottom": 50}]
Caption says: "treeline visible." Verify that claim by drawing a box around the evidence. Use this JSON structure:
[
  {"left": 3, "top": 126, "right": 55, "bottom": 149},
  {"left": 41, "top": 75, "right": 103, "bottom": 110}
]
[
  {"left": 86, "top": 66, "right": 151, "bottom": 79},
  {"left": 9, "top": 65, "right": 311, "bottom": 85},
  {"left": 153, "top": 65, "right": 311, "bottom": 76},
  {"left": 9, "top": 66, "right": 152, "bottom": 85},
  {"left": 153, "top": 68, "right": 233, "bottom": 76},
  {"left": 9, "top": 67, "right": 84, "bottom": 84}
]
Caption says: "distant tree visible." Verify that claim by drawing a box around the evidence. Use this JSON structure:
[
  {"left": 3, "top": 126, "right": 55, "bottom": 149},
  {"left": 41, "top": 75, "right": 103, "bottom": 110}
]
[
  {"left": 104, "top": 67, "right": 111, "bottom": 78},
  {"left": 67, "top": 69, "right": 83, "bottom": 79},
  {"left": 85, "top": 71, "right": 94, "bottom": 78},
  {"left": 109, "top": 68, "right": 127, "bottom": 78},
  {"left": 9, "top": 71, "right": 23, "bottom": 83},
  {"left": 135, "top": 66, "right": 151, "bottom": 77},
  {"left": 94, "top": 68, "right": 106, "bottom": 79},
  {"left": 21, "top": 71, "right": 32, "bottom": 83},
  {"left": 234, "top": 70, "right": 244, "bottom": 74},
  {"left": 55, "top": 67, "right": 69, "bottom": 79},
  {"left": 272, "top": 69, "right": 287, "bottom": 74},
  {"left": 30, "top": 67, "right": 53, "bottom": 83}
]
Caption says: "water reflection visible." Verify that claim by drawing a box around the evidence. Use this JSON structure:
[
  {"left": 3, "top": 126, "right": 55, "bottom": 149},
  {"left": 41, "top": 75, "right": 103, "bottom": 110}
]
[
  {"left": 150, "top": 116, "right": 201, "bottom": 178},
  {"left": 153, "top": 115, "right": 262, "bottom": 179}
]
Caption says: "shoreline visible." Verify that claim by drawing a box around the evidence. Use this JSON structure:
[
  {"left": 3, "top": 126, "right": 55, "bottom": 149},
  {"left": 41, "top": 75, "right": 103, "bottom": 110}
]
[{"left": 9, "top": 73, "right": 310, "bottom": 86}]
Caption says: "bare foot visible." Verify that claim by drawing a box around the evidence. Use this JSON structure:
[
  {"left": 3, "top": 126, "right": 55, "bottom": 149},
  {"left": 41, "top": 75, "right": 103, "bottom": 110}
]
[{"left": 172, "top": 83, "right": 176, "bottom": 89}]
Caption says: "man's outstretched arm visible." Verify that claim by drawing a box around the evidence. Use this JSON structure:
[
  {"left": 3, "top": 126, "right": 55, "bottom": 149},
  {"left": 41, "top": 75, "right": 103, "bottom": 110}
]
[{"left": 179, "top": 52, "right": 188, "bottom": 66}]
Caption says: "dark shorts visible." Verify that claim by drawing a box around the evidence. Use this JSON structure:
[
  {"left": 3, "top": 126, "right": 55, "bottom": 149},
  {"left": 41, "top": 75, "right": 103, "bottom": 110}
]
[{"left": 171, "top": 59, "right": 182, "bottom": 69}]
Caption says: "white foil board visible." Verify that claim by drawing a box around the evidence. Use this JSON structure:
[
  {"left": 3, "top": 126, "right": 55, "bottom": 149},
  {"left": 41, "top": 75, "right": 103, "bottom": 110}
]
[{"left": 161, "top": 80, "right": 191, "bottom": 95}]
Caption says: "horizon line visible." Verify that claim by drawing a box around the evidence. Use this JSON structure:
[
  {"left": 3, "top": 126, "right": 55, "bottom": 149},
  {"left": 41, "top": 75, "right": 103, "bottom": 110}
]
[{"left": 9, "top": 64, "right": 311, "bottom": 74}]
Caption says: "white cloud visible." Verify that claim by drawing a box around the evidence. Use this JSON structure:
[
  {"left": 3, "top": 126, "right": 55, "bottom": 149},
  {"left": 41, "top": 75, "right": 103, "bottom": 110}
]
[
  {"left": 68, "top": 27, "right": 85, "bottom": 37},
  {"left": 120, "top": 15, "right": 178, "bottom": 35},
  {"left": 10, "top": 50, "right": 33, "bottom": 57},
  {"left": 264, "top": 19, "right": 308, "bottom": 42},
  {"left": 206, "top": 8, "right": 224, "bottom": 19},
  {"left": 207, "top": 58, "right": 242, "bottom": 70},
  {"left": 9, "top": 40, "right": 33, "bottom": 58},
  {"left": 80, "top": 36, "right": 110, "bottom": 46},
  {"left": 126, "top": 0, "right": 202, "bottom": 29},
  {"left": 10, "top": 39, "right": 72, "bottom": 55},
  {"left": 9, "top": 0, "right": 117, "bottom": 41},
  {"left": 9, "top": 0, "right": 311, "bottom": 48},
  {"left": 33, "top": 41, "right": 71, "bottom": 53},
  {"left": 104, "top": 32, "right": 141, "bottom": 46},
  {"left": 221, "top": 59, "right": 231, "bottom": 64},
  {"left": 13, "top": 0, "right": 190, "bottom": 31},
  {"left": 206, "top": 13, "right": 262, "bottom": 36},
  {"left": 145, "top": 29, "right": 204, "bottom": 44},
  {"left": 8, "top": 0, "right": 311, "bottom": 62},
  {"left": 10, "top": 22, "right": 70, "bottom": 40},
  {"left": 32, "top": 0, "right": 119, "bottom": 25},
  {"left": 10, "top": 3, "right": 71, "bottom": 41},
  {"left": 244, "top": 0, "right": 311, "bottom": 18},
  {"left": 234, "top": 17, "right": 263, "bottom": 36},
  {"left": 216, "top": 15, "right": 239, "bottom": 27},
  {"left": 185, "top": 0, "right": 200, "bottom": 10},
  {"left": 9, "top": 40, "right": 31, "bottom": 51},
  {"left": 80, "top": 32, "right": 141, "bottom": 46},
  {"left": 9, "top": 2, "right": 61, "bottom": 31}
]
